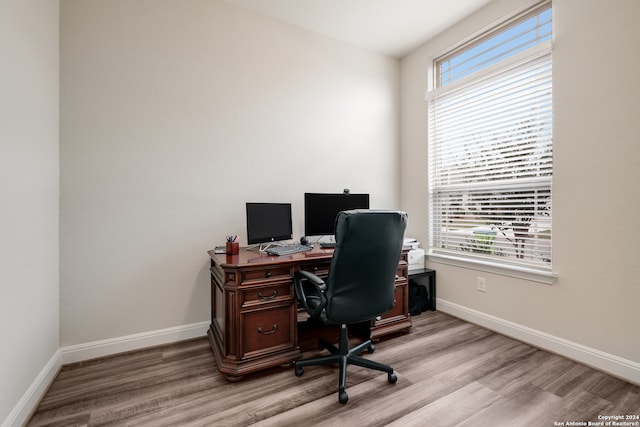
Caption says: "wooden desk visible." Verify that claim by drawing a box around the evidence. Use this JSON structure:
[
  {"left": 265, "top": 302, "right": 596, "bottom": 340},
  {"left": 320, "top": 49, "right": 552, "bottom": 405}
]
[{"left": 207, "top": 245, "right": 411, "bottom": 381}]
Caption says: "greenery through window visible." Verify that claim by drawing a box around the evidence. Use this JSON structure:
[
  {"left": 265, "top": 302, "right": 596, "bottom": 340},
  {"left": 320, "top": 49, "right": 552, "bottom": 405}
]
[{"left": 427, "top": 1, "right": 553, "bottom": 274}]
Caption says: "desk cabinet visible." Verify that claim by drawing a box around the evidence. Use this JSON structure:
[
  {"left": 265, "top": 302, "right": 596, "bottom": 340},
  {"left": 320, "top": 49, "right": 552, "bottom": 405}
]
[
  {"left": 370, "top": 250, "right": 410, "bottom": 340},
  {"left": 207, "top": 246, "right": 410, "bottom": 381}
]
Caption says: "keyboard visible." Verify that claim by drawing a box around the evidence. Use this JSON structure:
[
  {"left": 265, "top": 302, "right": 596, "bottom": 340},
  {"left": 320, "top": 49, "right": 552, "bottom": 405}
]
[
  {"left": 319, "top": 242, "right": 336, "bottom": 248},
  {"left": 265, "top": 244, "right": 313, "bottom": 256}
]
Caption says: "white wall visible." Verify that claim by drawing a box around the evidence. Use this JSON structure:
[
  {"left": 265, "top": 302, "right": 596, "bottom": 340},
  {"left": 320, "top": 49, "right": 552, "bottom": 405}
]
[
  {"left": 0, "top": 0, "right": 60, "bottom": 424},
  {"left": 59, "top": 0, "right": 400, "bottom": 346},
  {"left": 401, "top": 0, "right": 640, "bottom": 373}
]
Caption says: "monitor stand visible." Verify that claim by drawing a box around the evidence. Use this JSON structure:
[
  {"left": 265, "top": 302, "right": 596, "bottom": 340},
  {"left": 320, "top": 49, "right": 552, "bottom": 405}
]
[{"left": 247, "top": 241, "right": 287, "bottom": 253}]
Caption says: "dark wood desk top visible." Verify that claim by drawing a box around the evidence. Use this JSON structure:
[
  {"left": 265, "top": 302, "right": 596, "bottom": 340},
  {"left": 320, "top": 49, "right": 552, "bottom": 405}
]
[
  {"left": 208, "top": 244, "right": 412, "bottom": 270},
  {"left": 207, "top": 244, "right": 335, "bottom": 268}
]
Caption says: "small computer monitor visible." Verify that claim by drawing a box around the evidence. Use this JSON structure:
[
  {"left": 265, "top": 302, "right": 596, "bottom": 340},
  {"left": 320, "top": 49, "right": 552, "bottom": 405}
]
[
  {"left": 304, "top": 193, "right": 370, "bottom": 236},
  {"left": 246, "top": 202, "right": 293, "bottom": 245}
]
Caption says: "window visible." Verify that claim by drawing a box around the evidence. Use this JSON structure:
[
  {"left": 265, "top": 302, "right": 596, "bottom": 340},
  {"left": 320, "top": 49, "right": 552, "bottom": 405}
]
[{"left": 427, "top": 2, "right": 553, "bottom": 280}]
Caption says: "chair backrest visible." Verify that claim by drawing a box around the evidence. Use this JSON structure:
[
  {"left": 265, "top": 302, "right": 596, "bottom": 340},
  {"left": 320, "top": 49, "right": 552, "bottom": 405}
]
[{"left": 325, "top": 210, "right": 408, "bottom": 324}]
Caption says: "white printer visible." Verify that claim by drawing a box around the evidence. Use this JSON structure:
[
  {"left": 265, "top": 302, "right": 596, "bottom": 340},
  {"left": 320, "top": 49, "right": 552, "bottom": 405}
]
[{"left": 404, "top": 237, "right": 425, "bottom": 272}]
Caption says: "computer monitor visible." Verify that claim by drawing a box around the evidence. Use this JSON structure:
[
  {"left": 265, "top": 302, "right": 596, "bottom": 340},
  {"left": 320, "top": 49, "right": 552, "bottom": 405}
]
[
  {"left": 304, "top": 192, "right": 370, "bottom": 236},
  {"left": 246, "top": 202, "right": 293, "bottom": 245}
]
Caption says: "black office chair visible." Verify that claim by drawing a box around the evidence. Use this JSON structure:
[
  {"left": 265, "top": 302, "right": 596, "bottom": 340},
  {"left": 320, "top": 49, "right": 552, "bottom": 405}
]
[{"left": 293, "top": 209, "right": 408, "bottom": 404}]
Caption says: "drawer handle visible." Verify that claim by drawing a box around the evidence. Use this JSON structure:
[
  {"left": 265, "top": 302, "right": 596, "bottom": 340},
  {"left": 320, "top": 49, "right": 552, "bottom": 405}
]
[
  {"left": 258, "top": 290, "right": 278, "bottom": 301},
  {"left": 265, "top": 271, "right": 272, "bottom": 278},
  {"left": 257, "top": 324, "right": 278, "bottom": 335}
]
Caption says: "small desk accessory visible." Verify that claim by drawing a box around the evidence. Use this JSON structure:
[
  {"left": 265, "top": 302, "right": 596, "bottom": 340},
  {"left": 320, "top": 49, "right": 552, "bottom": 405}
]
[{"left": 225, "top": 235, "right": 239, "bottom": 255}]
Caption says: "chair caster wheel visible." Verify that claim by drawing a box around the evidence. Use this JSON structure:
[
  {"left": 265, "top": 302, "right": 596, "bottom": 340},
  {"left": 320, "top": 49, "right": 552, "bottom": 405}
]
[
  {"left": 367, "top": 343, "right": 375, "bottom": 353},
  {"left": 295, "top": 365, "right": 304, "bottom": 377},
  {"left": 388, "top": 372, "right": 397, "bottom": 383},
  {"left": 338, "top": 390, "right": 348, "bottom": 404}
]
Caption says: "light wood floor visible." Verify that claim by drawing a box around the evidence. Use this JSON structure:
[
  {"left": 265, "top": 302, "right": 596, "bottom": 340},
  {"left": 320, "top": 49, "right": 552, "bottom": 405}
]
[{"left": 27, "top": 312, "right": 640, "bottom": 426}]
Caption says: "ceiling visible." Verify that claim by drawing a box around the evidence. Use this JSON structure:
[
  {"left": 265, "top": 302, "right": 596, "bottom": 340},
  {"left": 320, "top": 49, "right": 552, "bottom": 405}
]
[{"left": 225, "top": 0, "right": 493, "bottom": 58}]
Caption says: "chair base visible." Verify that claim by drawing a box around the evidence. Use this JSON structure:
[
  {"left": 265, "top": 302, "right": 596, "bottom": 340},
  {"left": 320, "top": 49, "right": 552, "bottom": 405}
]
[{"left": 294, "top": 324, "right": 397, "bottom": 404}]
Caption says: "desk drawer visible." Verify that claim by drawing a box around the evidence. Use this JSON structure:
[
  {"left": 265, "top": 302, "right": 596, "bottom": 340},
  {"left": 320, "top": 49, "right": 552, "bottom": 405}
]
[
  {"left": 242, "top": 305, "right": 295, "bottom": 358},
  {"left": 383, "top": 279, "right": 408, "bottom": 319},
  {"left": 240, "top": 283, "right": 292, "bottom": 307},
  {"left": 298, "top": 261, "right": 331, "bottom": 278},
  {"left": 396, "top": 263, "right": 408, "bottom": 278},
  {"left": 241, "top": 266, "right": 292, "bottom": 284}
]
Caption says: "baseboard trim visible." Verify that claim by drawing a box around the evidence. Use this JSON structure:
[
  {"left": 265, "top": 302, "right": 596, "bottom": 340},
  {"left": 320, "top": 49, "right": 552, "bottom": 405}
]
[
  {"left": 2, "top": 351, "right": 61, "bottom": 427},
  {"left": 3, "top": 321, "right": 210, "bottom": 427},
  {"left": 59, "top": 321, "right": 210, "bottom": 365},
  {"left": 437, "top": 299, "right": 640, "bottom": 386}
]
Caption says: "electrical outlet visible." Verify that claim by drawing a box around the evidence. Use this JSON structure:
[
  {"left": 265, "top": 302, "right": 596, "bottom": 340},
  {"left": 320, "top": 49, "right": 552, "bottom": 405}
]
[{"left": 477, "top": 277, "right": 486, "bottom": 292}]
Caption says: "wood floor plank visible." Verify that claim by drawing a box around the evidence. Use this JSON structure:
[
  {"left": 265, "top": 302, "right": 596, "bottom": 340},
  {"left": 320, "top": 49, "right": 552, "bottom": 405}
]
[
  {"left": 385, "top": 381, "right": 502, "bottom": 427},
  {"left": 456, "top": 386, "right": 562, "bottom": 427},
  {"left": 26, "top": 311, "right": 640, "bottom": 427},
  {"left": 540, "top": 389, "right": 613, "bottom": 426},
  {"left": 252, "top": 374, "right": 450, "bottom": 427}
]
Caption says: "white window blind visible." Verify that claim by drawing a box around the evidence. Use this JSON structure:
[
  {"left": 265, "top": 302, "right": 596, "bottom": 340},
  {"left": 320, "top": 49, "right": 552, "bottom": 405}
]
[{"left": 427, "top": 3, "right": 552, "bottom": 275}]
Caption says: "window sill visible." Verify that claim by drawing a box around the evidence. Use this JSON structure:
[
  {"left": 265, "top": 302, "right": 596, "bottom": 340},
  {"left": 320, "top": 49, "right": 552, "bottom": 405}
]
[{"left": 426, "top": 253, "right": 556, "bottom": 285}]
